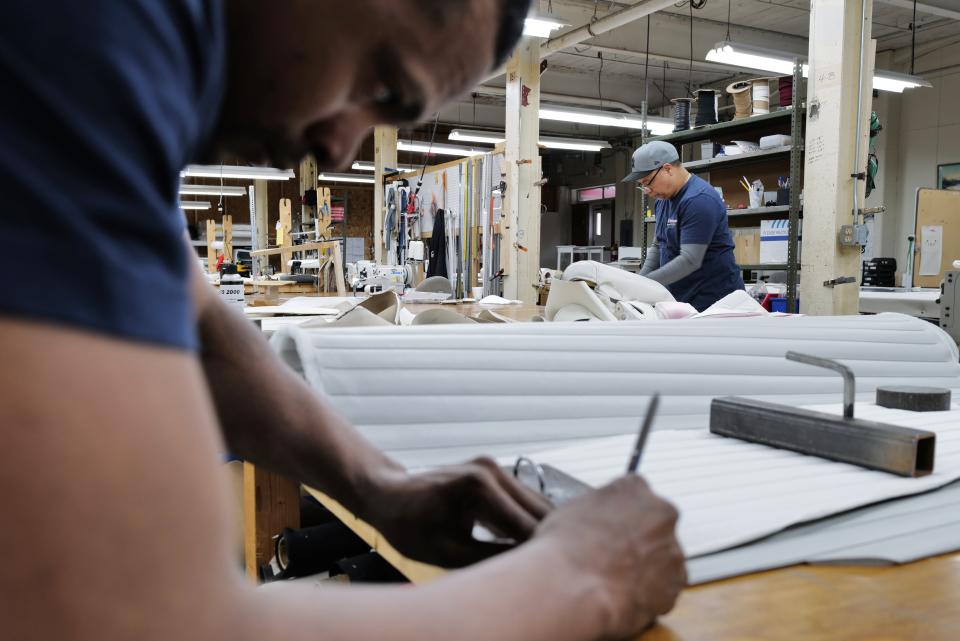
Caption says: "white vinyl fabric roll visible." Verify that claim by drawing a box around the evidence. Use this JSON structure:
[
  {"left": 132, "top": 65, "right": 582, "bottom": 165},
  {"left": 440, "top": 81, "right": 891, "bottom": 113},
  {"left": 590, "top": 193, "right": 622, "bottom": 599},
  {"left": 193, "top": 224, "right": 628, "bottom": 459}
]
[{"left": 273, "top": 313, "right": 960, "bottom": 469}]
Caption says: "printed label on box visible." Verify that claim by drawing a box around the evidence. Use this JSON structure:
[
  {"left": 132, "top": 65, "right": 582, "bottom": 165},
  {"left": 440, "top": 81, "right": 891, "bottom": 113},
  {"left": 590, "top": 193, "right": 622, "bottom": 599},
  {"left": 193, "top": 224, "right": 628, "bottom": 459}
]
[{"left": 760, "top": 219, "right": 790, "bottom": 264}]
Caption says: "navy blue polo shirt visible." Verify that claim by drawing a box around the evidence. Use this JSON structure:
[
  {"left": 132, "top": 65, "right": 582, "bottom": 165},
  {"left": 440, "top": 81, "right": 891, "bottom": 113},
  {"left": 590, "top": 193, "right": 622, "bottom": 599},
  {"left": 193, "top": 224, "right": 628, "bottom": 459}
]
[
  {"left": 654, "top": 174, "right": 744, "bottom": 311},
  {"left": 0, "top": 0, "right": 226, "bottom": 349}
]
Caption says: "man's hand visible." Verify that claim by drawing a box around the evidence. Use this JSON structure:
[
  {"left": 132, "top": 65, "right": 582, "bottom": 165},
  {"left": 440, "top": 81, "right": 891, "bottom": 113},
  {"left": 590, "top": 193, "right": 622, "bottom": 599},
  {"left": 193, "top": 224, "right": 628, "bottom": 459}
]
[
  {"left": 536, "top": 475, "right": 687, "bottom": 640},
  {"left": 358, "top": 457, "right": 553, "bottom": 568}
]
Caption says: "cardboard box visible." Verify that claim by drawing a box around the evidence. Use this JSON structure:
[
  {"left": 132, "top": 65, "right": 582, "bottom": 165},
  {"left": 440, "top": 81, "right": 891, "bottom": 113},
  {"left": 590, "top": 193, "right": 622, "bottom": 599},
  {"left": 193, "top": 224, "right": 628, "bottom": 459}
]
[
  {"left": 760, "top": 219, "right": 790, "bottom": 264},
  {"left": 734, "top": 231, "right": 760, "bottom": 265}
]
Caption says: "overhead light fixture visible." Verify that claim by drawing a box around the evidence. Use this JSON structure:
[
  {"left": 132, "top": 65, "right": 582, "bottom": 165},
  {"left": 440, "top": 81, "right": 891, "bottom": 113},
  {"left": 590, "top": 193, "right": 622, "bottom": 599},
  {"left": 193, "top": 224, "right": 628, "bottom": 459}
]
[
  {"left": 449, "top": 129, "right": 611, "bottom": 152},
  {"left": 523, "top": 11, "right": 567, "bottom": 38},
  {"left": 180, "top": 165, "right": 295, "bottom": 180},
  {"left": 398, "top": 140, "right": 487, "bottom": 157},
  {"left": 317, "top": 172, "right": 375, "bottom": 184},
  {"left": 705, "top": 41, "right": 804, "bottom": 76},
  {"left": 351, "top": 160, "right": 420, "bottom": 172},
  {"left": 539, "top": 105, "right": 674, "bottom": 135},
  {"left": 705, "top": 41, "right": 929, "bottom": 93},
  {"left": 178, "top": 184, "right": 247, "bottom": 197},
  {"left": 872, "top": 69, "right": 932, "bottom": 93},
  {"left": 179, "top": 201, "right": 211, "bottom": 210},
  {"left": 449, "top": 129, "right": 506, "bottom": 144},
  {"left": 539, "top": 136, "right": 612, "bottom": 151}
]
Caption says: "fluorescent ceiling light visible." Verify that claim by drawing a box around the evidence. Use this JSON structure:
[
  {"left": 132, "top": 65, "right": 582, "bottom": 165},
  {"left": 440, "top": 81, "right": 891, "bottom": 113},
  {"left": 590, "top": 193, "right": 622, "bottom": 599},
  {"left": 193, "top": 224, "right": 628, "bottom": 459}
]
[
  {"left": 398, "top": 140, "right": 487, "bottom": 157},
  {"left": 706, "top": 41, "right": 803, "bottom": 76},
  {"left": 351, "top": 160, "right": 420, "bottom": 172},
  {"left": 523, "top": 12, "right": 567, "bottom": 38},
  {"left": 178, "top": 184, "right": 247, "bottom": 197},
  {"left": 539, "top": 136, "right": 611, "bottom": 151},
  {"left": 449, "top": 129, "right": 507, "bottom": 144},
  {"left": 872, "top": 70, "right": 932, "bottom": 93},
  {"left": 539, "top": 105, "right": 674, "bottom": 135},
  {"left": 181, "top": 165, "right": 295, "bottom": 180},
  {"left": 179, "top": 201, "right": 211, "bottom": 210},
  {"left": 449, "top": 129, "right": 611, "bottom": 152},
  {"left": 317, "top": 172, "right": 374, "bottom": 184},
  {"left": 705, "top": 41, "right": 929, "bottom": 93}
]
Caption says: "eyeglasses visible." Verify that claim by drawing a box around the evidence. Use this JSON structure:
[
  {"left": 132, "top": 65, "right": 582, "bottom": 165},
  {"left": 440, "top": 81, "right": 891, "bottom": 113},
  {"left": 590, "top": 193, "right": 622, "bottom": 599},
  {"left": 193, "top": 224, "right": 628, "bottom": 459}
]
[{"left": 639, "top": 166, "right": 663, "bottom": 194}]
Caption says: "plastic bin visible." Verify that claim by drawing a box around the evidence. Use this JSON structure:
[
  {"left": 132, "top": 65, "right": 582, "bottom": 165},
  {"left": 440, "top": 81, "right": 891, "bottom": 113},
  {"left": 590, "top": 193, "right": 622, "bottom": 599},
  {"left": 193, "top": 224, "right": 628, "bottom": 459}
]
[{"left": 770, "top": 297, "right": 799, "bottom": 313}]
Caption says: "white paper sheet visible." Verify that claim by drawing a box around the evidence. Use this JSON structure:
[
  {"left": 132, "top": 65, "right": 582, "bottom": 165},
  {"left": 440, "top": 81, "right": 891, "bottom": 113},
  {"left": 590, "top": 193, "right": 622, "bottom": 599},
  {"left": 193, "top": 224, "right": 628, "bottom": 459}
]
[
  {"left": 517, "top": 402, "right": 960, "bottom": 558},
  {"left": 920, "top": 225, "right": 943, "bottom": 276}
]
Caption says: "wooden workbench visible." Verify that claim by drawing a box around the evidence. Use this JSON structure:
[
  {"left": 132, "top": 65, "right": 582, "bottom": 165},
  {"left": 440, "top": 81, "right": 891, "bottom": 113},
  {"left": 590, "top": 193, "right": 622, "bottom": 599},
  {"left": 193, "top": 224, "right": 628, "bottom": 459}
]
[
  {"left": 304, "top": 488, "right": 960, "bottom": 641},
  {"left": 247, "top": 295, "right": 960, "bottom": 638}
]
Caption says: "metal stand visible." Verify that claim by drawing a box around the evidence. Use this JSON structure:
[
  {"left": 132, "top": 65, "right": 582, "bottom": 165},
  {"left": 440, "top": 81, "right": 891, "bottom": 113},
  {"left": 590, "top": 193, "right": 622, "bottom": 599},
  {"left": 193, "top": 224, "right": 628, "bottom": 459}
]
[{"left": 786, "top": 59, "right": 804, "bottom": 313}]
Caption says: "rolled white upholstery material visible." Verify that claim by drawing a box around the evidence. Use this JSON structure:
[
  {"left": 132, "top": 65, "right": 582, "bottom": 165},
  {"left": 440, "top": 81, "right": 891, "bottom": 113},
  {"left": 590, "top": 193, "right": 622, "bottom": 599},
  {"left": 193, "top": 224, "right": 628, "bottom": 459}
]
[
  {"left": 273, "top": 313, "right": 960, "bottom": 468},
  {"left": 561, "top": 261, "right": 674, "bottom": 304}
]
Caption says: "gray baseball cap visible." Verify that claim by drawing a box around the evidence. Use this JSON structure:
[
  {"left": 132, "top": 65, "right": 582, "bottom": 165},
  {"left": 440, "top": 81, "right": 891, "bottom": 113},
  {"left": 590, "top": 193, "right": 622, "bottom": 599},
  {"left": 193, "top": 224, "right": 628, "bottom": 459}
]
[{"left": 622, "top": 141, "right": 680, "bottom": 183}]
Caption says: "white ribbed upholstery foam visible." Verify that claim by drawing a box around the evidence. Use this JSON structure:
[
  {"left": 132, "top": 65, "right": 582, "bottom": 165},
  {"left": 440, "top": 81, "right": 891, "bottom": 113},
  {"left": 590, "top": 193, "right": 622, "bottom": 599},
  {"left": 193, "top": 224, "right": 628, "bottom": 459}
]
[{"left": 274, "top": 313, "right": 960, "bottom": 469}]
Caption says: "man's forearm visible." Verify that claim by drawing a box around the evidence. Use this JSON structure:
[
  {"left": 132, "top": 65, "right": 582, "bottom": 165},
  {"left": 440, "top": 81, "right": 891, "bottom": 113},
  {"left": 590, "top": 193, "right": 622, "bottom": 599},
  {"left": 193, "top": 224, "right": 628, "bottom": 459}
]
[
  {"left": 639, "top": 244, "right": 660, "bottom": 276},
  {"left": 238, "top": 535, "right": 616, "bottom": 641},
  {"left": 645, "top": 243, "right": 707, "bottom": 285},
  {"left": 195, "top": 280, "right": 401, "bottom": 517}
]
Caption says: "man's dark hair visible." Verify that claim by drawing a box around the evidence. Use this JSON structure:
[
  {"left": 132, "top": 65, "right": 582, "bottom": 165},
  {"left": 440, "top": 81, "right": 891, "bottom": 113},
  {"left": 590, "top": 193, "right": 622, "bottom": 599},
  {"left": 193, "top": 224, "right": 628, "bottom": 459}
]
[{"left": 493, "top": 0, "right": 533, "bottom": 67}]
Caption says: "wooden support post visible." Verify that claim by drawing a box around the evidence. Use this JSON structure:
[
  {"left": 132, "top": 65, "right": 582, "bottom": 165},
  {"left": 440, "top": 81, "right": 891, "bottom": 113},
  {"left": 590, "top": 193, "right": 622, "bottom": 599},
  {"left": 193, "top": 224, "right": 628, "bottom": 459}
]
[
  {"left": 502, "top": 36, "right": 542, "bottom": 304},
  {"left": 242, "top": 463, "right": 300, "bottom": 581},
  {"left": 253, "top": 180, "right": 269, "bottom": 277},
  {"left": 299, "top": 155, "right": 317, "bottom": 230},
  {"left": 374, "top": 126, "right": 398, "bottom": 264},
  {"left": 222, "top": 214, "right": 233, "bottom": 264},
  {"left": 801, "top": 0, "right": 875, "bottom": 315},
  {"left": 317, "top": 187, "right": 332, "bottom": 240},
  {"left": 332, "top": 240, "right": 346, "bottom": 295},
  {"left": 278, "top": 198, "right": 293, "bottom": 269},
  {"left": 206, "top": 218, "right": 217, "bottom": 274}
]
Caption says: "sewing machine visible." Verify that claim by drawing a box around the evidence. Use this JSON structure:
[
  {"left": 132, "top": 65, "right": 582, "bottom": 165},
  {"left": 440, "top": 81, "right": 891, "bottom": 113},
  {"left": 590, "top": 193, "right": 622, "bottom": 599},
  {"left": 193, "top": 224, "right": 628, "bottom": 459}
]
[{"left": 347, "top": 261, "right": 412, "bottom": 293}]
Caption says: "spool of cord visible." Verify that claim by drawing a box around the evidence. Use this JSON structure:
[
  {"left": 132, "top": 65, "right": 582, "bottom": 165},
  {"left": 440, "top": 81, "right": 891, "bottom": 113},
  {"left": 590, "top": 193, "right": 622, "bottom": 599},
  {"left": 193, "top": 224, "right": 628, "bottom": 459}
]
[
  {"left": 778, "top": 76, "right": 793, "bottom": 108},
  {"left": 752, "top": 78, "right": 770, "bottom": 115},
  {"left": 672, "top": 97, "right": 694, "bottom": 132},
  {"left": 694, "top": 89, "right": 717, "bottom": 127},
  {"left": 726, "top": 80, "right": 752, "bottom": 120},
  {"left": 275, "top": 522, "right": 371, "bottom": 579}
]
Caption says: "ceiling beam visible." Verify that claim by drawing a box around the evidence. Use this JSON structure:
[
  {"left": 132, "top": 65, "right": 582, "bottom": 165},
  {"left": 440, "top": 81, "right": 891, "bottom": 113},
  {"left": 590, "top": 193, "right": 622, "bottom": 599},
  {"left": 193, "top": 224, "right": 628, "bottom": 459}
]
[{"left": 875, "top": 0, "right": 960, "bottom": 22}]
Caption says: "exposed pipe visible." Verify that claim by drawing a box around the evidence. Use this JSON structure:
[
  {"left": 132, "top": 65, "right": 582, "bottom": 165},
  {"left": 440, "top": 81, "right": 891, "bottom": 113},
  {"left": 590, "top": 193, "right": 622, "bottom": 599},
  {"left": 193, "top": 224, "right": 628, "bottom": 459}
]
[
  {"left": 541, "top": 0, "right": 678, "bottom": 57},
  {"left": 574, "top": 44, "right": 750, "bottom": 76},
  {"left": 853, "top": 0, "right": 870, "bottom": 225},
  {"left": 475, "top": 84, "right": 639, "bottom": 113}
]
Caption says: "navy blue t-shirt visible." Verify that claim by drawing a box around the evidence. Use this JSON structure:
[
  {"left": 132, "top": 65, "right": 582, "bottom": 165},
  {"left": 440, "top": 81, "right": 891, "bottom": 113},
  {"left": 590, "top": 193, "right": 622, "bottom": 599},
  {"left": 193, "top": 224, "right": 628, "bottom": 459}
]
[
  {"left": 654, "top": 174, "right": 744, "bottom": 311},
  {"left": 0, "top": 0, "right": 225, "bottom": 349}
]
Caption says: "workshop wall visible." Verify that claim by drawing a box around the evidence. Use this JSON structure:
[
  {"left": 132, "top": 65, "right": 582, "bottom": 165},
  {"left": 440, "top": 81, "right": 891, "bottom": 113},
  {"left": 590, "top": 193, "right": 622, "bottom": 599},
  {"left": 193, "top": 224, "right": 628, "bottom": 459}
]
[
  {"left": 332, "top": 186, "right": 375, "bottom": 260},
  {"left": 881, "top": 42, "right": 960, "bottom": 271}
]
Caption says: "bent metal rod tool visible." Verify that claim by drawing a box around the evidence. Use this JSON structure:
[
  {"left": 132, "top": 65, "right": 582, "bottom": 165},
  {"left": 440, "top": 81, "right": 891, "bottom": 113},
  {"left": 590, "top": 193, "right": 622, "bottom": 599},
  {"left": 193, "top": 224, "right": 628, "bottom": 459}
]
[{"left": 709, "top": 352, "right": 936, "bottom": 478}]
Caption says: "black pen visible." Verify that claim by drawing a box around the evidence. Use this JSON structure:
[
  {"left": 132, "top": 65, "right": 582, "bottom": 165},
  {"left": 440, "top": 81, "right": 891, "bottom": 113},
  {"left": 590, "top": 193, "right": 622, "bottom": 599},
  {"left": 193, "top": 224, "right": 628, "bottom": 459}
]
[{"left": 626, "top": 393, "right": 660, "bottom": 474}]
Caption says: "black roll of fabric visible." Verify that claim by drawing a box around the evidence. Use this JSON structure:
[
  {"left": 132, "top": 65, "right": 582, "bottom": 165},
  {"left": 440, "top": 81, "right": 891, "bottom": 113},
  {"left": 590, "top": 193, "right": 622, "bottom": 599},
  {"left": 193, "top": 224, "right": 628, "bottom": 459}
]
[
  {"left": 299, "top": 494, "right": 335, "bottom": 528},
  {"left": 275, "top": 522, "right": 371, "bottom": 578},
  {"left": 331, "top": 552, "right": 408, "bottom": 584},
  {"left": 695, "top": 89, "right": 717, "bottom": 126}
]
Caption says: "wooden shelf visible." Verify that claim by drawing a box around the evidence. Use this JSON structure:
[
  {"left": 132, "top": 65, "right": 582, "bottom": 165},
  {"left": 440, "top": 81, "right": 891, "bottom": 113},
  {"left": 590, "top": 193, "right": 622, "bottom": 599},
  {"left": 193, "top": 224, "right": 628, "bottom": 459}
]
[
  {"left": 648, "top": 110, "right": 794, "bottom": 145},
  {"left": 685, "top": 146, "right": 792, "bottom": 172},
  {"left": 739, "top": 263, "right": 789, "bottom": 271},
  {"left": 728, "top": 205, "right": 792, "bottom": 217}
]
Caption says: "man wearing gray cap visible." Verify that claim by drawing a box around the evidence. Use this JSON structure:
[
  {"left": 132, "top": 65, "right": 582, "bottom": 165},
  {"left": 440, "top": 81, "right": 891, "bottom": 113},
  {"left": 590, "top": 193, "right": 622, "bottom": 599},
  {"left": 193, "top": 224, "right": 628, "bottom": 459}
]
[{"left": 624, "top": 141, "right": 744, "bottom": 311}]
